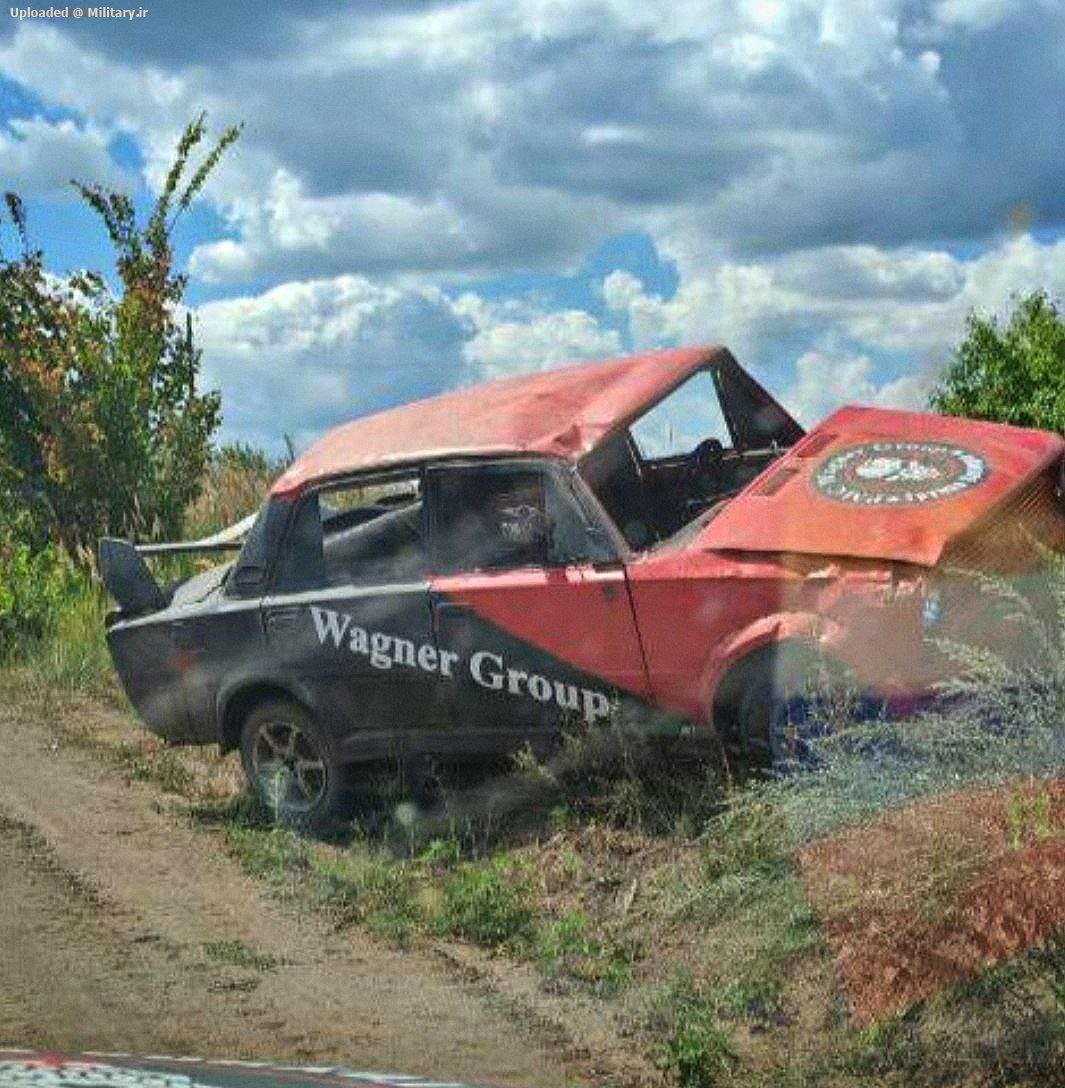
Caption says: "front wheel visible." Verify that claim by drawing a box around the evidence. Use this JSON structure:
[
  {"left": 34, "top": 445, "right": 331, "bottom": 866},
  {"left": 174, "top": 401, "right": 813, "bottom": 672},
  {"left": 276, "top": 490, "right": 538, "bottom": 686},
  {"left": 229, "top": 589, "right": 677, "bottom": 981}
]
[
  {"left": 239, "top": 698, "right": 349, "bottom": 827},
  {"left": 734, "top": 644, "right": 849, "bottom": 770}
]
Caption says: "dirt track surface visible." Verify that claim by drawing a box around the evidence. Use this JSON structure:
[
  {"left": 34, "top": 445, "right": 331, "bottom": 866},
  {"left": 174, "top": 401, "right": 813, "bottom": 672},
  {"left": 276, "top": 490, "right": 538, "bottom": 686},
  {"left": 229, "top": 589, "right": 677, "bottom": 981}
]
[
  {"left": 800, "top": 778, "right": 1065, "bottom": 1024},
  {"left": 0, "top": 701, "right": 591, "bottom": 1088}
]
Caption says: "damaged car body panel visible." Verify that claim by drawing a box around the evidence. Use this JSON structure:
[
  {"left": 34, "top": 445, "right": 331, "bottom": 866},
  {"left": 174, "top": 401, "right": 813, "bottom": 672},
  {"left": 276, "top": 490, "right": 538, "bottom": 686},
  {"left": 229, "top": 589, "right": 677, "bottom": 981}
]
[
  {"left": 697, "top": 404, "right": 1065, "bottom": 565},
  {"left": 101, "top": 344, "right": 1065, "bottom": 820}
]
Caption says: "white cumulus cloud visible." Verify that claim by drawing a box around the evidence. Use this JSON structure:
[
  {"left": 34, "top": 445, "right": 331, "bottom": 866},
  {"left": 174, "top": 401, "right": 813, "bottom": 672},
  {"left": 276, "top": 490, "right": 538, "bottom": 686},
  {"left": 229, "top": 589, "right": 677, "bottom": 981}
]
[
  {"left": 0, "top": 117, "right": 130, "bottom": 199},
  {"left": 457, "top": 295, "right": 623, "bottom": 377}
]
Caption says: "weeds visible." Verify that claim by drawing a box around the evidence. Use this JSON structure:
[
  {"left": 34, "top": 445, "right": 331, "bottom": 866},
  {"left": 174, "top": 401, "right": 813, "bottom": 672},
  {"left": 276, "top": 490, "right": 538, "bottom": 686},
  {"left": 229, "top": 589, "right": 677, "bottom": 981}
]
[
  {"left": 646, "top": 973, "right": 738, "bottom": 1088},
  {"left": 220, "top": 817, "right": 427, "bottom": 943},
  {"left": 436, "top": 858, "right": 534, "bottom": 948},
  {"left": 833, "top": 1016, "right": 925, "bottom": 1078},
  {"left": 119, "top": 743, "right": 196, "bottom": 794},
  {"left": 3, "top": 568, "right": 114, "bottom": 695},
  {"left": 530, "top": 716, "right": 726, "bottom": 836},
  {"left": 732, "top": 564, "right": 1065, "bottom": 850},
  {"left": 817, "top": 938, "right": 1065, "bottom": 1086},
  {"left": 203, "top": 939, "right": 278, "bottom": 972},
  {"left": 0, "top": 526, "right": 83, "bottom": 661},
  {"left": 1005, "top": 785, "right": 1061, "bottom": 847},
  {"left": 533, "top": 909, "right": 633, "bottom": 995},
  {"left": 7, "top": 501, "right": 1065, "bottom": 1088}
]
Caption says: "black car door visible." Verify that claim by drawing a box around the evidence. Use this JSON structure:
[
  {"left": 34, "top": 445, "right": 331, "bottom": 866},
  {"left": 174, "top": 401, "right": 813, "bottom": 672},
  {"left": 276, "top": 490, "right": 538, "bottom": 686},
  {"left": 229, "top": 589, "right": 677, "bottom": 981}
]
[{"left": 259, "top": 474, "right": 443, "bottom": 752}]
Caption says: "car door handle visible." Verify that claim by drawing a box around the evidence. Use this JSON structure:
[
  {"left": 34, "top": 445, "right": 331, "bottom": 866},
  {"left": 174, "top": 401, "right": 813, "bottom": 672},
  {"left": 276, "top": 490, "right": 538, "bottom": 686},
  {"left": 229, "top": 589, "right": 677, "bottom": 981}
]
[{"left": 264, "top": 606, "right": 301, "bottom": 636}]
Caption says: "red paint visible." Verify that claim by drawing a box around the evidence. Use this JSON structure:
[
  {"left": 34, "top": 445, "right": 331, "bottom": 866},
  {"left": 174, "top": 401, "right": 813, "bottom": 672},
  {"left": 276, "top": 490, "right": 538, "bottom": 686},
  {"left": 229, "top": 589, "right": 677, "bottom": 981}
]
[
  {"left": 281, "top": 345, "right": 1065, "bottom": 729},
  {"left": 432, "top": 393, "right": 1065, "bottom": 722},
  {"left": 432, "top": 565, "right": 651, "bottom": 698},
  {"left": 272, "top": 345, "right": 728, "bottom": 494},
  {"left": 701, "top": 406, "right": 1065, "bottom": 566}
]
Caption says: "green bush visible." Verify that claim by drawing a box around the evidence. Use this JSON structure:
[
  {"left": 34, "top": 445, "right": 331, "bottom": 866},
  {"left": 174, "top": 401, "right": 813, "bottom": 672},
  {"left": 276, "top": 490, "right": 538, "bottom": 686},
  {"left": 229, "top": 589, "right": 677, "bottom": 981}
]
[
  {"left": 437, "top": 858, "right": 533, "bottom": 947},
  {"left": 647, "top": 974, "right": 738, "bottom": 1088},
  {"left": 0, "top": 520, "right": 82, "bottom": 659}
]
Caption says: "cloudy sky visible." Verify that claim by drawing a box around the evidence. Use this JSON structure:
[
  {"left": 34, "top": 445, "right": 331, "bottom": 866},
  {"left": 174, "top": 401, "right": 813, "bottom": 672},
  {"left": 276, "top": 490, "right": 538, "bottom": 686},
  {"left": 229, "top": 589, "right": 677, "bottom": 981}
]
[{"left": 2, "top": 0, "right": 1064, "bottom": 453}]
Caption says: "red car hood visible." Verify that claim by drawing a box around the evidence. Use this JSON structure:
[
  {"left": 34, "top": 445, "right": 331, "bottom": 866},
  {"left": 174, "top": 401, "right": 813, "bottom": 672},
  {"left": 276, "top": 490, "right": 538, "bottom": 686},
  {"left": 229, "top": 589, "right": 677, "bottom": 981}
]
[{"left": 699, "top": 406, "right": 1065, "bottom": 567}]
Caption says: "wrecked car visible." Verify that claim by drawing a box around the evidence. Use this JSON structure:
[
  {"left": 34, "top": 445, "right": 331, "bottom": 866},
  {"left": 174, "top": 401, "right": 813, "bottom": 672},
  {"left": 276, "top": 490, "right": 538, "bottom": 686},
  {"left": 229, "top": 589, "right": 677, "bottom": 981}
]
[{"left": 100, "top": 345, "right": 1065, "bottom": 822}]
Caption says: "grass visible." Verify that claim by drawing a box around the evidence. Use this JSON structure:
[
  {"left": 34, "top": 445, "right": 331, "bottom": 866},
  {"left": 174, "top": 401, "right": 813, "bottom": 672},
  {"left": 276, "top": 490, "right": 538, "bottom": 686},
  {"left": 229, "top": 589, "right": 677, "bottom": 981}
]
[
  {"left": 119, "top": 743, "right": 197, "bottom": 794},
  {"left": 436, "top": 857, "right": 534, "bottom": 947},
  {"left": 1005, "top": 783, "right": 1061, "bottom": 847},
  {"left": 11, "top": 661, "right": 1064, "bottom": 1086},
  {"left": 11, "top": 576, "right": 115, "bottom": 697},
  {"left": 644, "top": 973, "right": 739, "bottom": 1088},
  {"left": 214, "top": 794, "right": 428, "bottom": 944},
  {"left": 203, "top": 938, "right": 278, "bottom": 972},
  {"left": 533, "top": 909, "right": 634, "bottom": 996}
]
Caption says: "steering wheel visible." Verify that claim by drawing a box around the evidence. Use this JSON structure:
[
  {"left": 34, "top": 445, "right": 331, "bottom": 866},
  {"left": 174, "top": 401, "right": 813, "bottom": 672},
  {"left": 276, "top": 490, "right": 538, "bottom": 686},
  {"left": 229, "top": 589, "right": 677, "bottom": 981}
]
[{"left": 686, "top": 437, "right": 725, "bottom": 498}]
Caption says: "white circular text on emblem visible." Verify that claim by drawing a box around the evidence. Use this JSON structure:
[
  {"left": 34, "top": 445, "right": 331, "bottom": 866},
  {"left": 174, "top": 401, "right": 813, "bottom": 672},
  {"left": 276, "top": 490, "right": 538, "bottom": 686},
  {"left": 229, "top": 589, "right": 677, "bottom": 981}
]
[{"left": 813, "top": 441, "right": 988, "bottom": 506}]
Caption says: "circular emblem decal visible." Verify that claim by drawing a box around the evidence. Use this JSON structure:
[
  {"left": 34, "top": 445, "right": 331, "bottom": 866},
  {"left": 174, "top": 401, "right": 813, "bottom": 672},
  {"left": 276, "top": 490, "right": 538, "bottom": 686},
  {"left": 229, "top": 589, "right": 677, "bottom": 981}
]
[{"left": 813, "top": 441, "right": 988, "bottom": 506}]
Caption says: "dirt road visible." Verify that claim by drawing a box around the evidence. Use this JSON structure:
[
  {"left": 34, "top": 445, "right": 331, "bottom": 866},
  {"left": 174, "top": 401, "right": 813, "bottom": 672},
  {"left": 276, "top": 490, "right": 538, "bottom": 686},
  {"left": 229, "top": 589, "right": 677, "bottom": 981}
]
[{"left": 0, "top": 698, "right": 593, "bottom": 1088}]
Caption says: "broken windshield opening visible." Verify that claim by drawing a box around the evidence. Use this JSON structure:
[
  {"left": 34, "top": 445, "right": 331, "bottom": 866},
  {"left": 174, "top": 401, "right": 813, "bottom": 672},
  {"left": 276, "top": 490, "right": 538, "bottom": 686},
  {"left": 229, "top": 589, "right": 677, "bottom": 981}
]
[{"left": 579, "top": 363, "right": 804, "bottom": 549}]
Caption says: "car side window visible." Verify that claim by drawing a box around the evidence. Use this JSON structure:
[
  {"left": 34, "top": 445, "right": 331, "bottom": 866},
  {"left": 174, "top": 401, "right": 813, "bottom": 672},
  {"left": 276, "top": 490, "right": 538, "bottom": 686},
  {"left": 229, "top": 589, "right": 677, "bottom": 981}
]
[
  {"left": 273, "top": 473, "right": 426, "bottom": 591},
  {"left": 428, "top": 463, "right": 609, "bottom": 574}
]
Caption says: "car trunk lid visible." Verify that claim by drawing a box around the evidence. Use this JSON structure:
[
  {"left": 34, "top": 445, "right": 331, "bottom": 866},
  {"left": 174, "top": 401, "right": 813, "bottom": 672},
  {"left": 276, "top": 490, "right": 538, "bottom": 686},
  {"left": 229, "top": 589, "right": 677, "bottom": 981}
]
[{"left": 698, "top": 406, "right": 1065, "bottom": 567}]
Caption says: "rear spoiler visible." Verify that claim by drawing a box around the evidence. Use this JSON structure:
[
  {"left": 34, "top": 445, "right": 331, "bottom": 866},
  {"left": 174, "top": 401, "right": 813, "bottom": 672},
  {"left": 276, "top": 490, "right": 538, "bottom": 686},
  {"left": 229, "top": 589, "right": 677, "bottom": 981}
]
[
  {"left": 99, "top": 512, "right": 257, "bottom": 615},
  {"left": 132, "top": 512, "right": 258, "bottom": 556}
]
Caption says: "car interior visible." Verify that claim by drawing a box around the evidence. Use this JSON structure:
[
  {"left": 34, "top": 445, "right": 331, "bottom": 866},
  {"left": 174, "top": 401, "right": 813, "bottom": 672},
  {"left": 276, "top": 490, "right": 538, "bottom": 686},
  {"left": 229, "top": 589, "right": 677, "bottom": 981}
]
[
  {"left": 323, "top": 501, "right": 426, "bottom": 582},
  {"left": 579, "top": 363, "right": 805, "bottom": 548},
  {"left": 275, "top": 478, "right": 427, "bottom": 586},
  {"left": 314, "top": 463, "right": 608, "bottom": 580}
]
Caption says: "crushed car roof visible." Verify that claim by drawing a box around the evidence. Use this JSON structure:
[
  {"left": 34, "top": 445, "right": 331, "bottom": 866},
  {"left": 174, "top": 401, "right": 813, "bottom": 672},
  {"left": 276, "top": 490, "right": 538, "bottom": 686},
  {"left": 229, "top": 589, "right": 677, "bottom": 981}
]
[{"left": 271, "top": 345, "right": 726, "bottom": 495}]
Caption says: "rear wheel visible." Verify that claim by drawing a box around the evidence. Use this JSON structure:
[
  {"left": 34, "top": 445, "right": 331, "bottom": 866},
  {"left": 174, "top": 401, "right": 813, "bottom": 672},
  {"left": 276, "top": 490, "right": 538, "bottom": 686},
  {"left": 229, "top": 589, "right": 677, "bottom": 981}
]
[{"left": 239, "top": 698, "right": 349, "bottom": 827}]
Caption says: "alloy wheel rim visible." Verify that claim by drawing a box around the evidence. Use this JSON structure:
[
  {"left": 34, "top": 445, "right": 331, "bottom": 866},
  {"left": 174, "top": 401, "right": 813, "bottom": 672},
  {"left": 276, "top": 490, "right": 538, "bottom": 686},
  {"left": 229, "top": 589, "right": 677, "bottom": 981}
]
[{"left": 251, "top": 720, "right": 328, "bottom": 813}]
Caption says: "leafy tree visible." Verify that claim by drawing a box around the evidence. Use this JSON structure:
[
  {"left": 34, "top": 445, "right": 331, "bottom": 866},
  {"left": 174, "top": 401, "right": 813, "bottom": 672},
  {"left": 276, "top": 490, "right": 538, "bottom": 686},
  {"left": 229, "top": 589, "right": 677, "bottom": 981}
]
[
  {"left": 931, "top": 291, "right": 1065, "bottom": 434},
  {"left": 0, "top": 114, "right": 240, "bottom": 561}
]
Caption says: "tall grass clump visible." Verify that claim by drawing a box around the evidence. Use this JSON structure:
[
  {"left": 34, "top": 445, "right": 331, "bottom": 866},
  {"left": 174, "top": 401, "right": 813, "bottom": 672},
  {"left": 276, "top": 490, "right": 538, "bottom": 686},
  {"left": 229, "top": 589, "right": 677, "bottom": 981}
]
[
  {"left": 0, "top": 503, "right": 113, "bottom": 692},
  {"left": 25, "top": 575, "right": 113, "bottom": 693},
  {"left": 415, "top": 713, "right": 727, "bottom": 855},
  {"left": 184, "top": 443, "right": 286, "bottom": 538}
]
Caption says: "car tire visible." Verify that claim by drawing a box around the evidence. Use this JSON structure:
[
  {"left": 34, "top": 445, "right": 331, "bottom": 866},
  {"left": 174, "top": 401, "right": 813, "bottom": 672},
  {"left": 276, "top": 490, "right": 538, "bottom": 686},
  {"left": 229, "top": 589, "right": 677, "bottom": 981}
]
[
  {"left": 239, "top": 697, "right": 349, "bottom": 828},
  {"left": 734, "top": 643, "right": 845, "bottom": 770}
]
